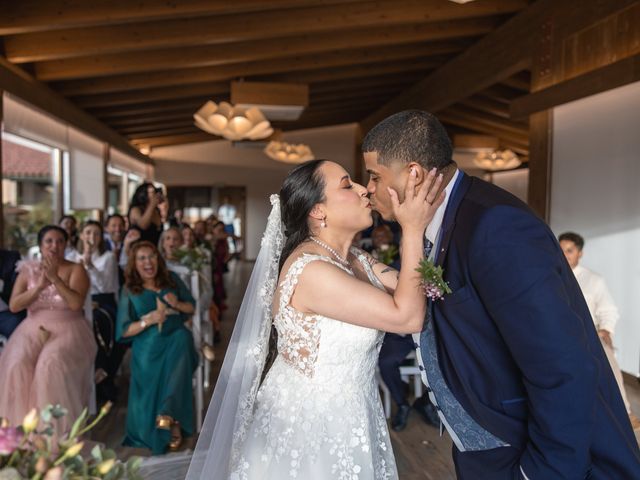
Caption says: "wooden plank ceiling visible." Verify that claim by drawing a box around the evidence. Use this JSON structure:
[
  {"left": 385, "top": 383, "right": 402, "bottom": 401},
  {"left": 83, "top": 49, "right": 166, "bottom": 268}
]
[{"left": 0, "top": 0, "right": 532, "bottom": 157}]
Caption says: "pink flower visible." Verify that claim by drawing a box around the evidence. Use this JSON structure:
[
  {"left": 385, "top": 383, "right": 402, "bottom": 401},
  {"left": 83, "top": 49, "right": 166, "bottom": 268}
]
[{"left": 0, "top": 426, "right": 23, "bottom": 455}]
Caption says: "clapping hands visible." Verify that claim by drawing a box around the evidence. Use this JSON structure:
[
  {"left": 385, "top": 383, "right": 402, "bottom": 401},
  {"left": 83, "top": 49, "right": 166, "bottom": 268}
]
[{"left": 41, "top": 255, "right": 60, "bottom": 285}]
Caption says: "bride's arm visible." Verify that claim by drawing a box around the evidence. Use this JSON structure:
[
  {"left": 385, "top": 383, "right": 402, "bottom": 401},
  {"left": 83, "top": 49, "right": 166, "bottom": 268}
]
[{"left": 357, "top": 251, "right": 399, "bottom": 294}]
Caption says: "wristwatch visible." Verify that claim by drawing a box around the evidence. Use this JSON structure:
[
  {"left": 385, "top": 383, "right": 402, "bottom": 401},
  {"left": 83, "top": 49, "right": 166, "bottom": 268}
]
[{"left": 140, "top": 318, "right": 148, "bottom": 329}]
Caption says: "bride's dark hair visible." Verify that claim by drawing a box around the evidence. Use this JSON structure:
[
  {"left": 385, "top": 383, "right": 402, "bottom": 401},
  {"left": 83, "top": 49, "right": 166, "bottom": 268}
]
[{"left": 278, "top": 159, "right": 327, "bottom": 272}]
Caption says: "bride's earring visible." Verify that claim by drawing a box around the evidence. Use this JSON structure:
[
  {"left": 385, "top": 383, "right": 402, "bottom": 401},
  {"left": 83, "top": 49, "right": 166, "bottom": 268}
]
[{"left": 321, "top": 217, "right": 327, "bottom": 228}]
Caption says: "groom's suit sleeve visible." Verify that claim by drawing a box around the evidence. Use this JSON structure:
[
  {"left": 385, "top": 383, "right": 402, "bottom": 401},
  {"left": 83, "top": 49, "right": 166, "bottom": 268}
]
[{"left": 468, "top": 205, "right": 597, "bottom": 479}]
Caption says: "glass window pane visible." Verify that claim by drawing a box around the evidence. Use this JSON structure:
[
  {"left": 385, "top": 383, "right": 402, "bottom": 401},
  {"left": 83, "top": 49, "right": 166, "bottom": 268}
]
[{"left": 2, "top": 132, "right": 59, "bottom": 256}]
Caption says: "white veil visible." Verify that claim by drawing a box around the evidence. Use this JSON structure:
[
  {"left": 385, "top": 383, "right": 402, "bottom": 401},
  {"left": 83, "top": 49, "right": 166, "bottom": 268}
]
[{"left": 184, "top": 193, "right": 284, "bottom": 479}]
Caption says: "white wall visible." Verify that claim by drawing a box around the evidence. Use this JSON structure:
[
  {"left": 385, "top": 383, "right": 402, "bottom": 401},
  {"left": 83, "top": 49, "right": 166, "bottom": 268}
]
[
  {"left": 550, "top": 81, "right": 640, "bottom": 375},
  {"left": 152, "top": 123, "right": 358, "bottom": 259}
]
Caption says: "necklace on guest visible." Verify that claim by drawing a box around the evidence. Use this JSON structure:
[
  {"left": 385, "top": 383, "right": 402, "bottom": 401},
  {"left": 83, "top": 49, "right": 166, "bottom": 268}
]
[{"left": 310, "top": 236, "right": 350, "bottom": 267}]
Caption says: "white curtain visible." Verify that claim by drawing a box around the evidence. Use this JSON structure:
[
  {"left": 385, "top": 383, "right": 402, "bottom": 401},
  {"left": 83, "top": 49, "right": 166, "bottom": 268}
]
[
  {"left": 68, "top": 127, "right": 105, "bottom": 210},
  {"left": 2, "top": 93, "right": 67, "bottom": 150}
]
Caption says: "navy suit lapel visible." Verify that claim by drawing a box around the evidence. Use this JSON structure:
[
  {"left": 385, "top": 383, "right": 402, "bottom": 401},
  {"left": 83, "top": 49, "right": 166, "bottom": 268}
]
[{"left": 435, "top": 172, "right": 472, "bottom": 266}]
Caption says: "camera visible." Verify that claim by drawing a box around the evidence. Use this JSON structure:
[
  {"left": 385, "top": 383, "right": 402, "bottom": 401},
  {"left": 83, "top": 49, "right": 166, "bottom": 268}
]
[{"left": 154, "top": 186, "right": 165, "bottom": 203}]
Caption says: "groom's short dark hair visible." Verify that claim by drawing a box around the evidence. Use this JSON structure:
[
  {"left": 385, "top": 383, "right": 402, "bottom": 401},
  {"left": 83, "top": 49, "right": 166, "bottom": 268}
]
[{"left": 362, "top": 110, "right": 453, "bottom": 169}]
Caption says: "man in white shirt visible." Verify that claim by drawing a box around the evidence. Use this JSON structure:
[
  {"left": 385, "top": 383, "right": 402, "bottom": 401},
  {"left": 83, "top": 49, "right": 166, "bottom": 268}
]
[{"left": 559, "top": 232, "right": 639, "bottom": 429}]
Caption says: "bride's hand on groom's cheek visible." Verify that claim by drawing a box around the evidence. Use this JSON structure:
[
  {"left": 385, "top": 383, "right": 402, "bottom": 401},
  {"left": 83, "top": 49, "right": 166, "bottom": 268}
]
[{"left": 388, "top": 167, "right": 445, "bottom": 232}]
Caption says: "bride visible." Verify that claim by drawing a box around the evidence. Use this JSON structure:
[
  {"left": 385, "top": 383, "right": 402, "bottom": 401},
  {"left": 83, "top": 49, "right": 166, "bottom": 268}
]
[{"left": 186, "top": 159, "right": 444, "bottom": 479}]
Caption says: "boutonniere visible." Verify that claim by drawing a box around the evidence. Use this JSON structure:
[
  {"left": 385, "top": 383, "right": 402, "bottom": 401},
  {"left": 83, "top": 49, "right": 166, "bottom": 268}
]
[{"left": 416, "top": 258, "right": 452, "bottom": 301}]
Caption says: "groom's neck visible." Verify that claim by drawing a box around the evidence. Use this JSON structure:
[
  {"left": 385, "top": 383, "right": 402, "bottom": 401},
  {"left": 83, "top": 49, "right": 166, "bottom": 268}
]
[{"left": 433, "top": 162, "right": 457, "bottom": 197}]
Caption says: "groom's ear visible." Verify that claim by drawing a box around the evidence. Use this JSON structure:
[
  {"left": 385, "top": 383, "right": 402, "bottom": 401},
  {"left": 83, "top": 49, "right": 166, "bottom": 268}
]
[{"left": 407, "top": 162, "right": 425, "bottom": 185}]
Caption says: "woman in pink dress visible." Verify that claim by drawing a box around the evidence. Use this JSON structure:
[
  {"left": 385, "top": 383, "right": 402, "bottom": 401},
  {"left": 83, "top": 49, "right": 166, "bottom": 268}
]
[{"left": 0, "top": 225, "right": 97, "bottom": 433}]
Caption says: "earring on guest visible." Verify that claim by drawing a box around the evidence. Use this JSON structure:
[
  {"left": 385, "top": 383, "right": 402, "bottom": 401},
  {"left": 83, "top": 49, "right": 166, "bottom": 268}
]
[{"left": 321, "top": 217, "right": 327, "bottom": 228}]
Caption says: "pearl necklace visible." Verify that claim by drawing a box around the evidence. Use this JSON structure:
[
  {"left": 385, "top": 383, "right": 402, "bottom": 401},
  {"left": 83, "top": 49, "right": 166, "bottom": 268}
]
[{"left": 310, "top": 237, "right": 350, "bottom": 267}]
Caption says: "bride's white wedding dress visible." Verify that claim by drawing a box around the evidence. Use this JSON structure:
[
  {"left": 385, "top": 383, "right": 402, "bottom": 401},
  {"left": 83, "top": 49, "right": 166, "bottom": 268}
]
[{"left": 229, "top": 250, "right": 398, "bottom": 480}]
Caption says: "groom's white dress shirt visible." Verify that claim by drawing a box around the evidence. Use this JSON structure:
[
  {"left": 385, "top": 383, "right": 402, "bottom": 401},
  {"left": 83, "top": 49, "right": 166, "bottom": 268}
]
[
  {"left": 411, "top": 169, "right": 460, "bottom": 438},
  {"left": 572, "top": 265, "right": 619, "bottom": 334}
]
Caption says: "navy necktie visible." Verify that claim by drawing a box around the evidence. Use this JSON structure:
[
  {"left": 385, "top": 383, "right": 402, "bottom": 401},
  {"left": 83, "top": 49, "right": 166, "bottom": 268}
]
[{"left": 423, "top": 237, "right": 434, "bottom": 259}]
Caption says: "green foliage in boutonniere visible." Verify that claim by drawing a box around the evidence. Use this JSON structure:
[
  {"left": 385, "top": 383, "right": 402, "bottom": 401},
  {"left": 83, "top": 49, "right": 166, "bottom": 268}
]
[
  {"left": 375, "top": 244, "right": 399, "bottom": 266},
  {"left": 416, "top": 258, "right": 452, "bottom": 300}
]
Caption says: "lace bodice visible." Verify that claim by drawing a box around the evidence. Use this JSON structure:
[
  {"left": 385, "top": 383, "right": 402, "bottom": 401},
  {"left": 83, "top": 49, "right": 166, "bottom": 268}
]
[
  {"left": 274, "top": 253, "right": 354, "bottom": 377},
  {"left": 231, "top": 247, "right": 397, "bottom": 479},
  {"left": 17, "top": 260, "right": 71, "bottom": 312}
]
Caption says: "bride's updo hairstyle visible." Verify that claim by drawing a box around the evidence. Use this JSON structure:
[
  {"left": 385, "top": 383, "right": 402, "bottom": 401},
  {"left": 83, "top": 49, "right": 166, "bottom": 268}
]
[{"left": 279, "top": 159, "right": 327, "bottom": 271}]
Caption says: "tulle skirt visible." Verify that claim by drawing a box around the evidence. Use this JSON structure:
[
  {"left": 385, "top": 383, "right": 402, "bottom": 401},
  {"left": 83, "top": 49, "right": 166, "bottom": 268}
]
[{"left": 0, "top": 308, "right": 97, "bottom": 433}]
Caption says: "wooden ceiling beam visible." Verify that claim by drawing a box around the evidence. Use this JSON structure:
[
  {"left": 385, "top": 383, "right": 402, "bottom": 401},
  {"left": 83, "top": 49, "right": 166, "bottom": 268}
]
[
  {"left": 446, "top": 105, "right": 529, "bottom": 136},
  {"left": 5, "top": 0, "right": 527, "bottom": 62},
  {"left": 361, "top": 0, "right": 637, "bottom": 131},
  {"left": 125, "top": 126, "right": 202, "bottom": 139},
  {"left": 34, "top": 17, "right": 499, "bottom": 81},
  {"left": 310, "top": 73, "right": 429, "bottom": 95},
  {"left": 458, "top": 96, "right": 512, "bottom": 119},
  {"left": 116, "top": 120, "right": 200, "bottom": 136},
  {"left": 89, "top": 98, "right": 215, "bottom": 119},
  {"left": 51, "top": 40, "right": 469, "bottom": 96},
  {"left": 500, "top": 71, "right": 531, "bottom": 92},
  {"left": 0, "top": 0, "right": 369, "bottom": 35},
  {"left": 476, "top": 84, "right": 525, "bottom": 104},
  {"left": 108, "top": 112, "right": 195, "bottom": 128},
  {"left": 259, "top": 59, "right": 441, "bottom": 85},
  {"left": 72, "top": 81, "right": 229, "bottom": 109},
  {"left": 131, "top": 132, "right": 216, "bottom": 148},
  {"left": 437, "top": 109, "right": 529, "bottom": 147}
]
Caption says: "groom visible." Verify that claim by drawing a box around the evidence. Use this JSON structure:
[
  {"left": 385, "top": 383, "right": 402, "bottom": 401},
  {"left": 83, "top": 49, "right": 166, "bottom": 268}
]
[{"left": 363, "top": 111, "right": 640, "bottom": 479}]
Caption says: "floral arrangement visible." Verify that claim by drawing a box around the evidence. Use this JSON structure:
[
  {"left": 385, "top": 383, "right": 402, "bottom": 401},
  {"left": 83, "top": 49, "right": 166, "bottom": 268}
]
[
  {"left": 174, "top": 246, "right": 209, "bottom": 272},
  {"left": 0, "top": 403, "right": 142, "bottom": 480},
  {"left": 415, "top": 258, "right": 452, "bottom": 301},
  {"left": 374, "top": 244, "right": 399, "bottom": 266}
]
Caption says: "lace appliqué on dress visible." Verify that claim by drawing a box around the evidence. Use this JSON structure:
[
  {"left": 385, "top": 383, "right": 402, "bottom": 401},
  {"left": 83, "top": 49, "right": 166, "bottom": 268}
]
[{"left": 274, "top": 254, "right": 352, "bottom": 378}]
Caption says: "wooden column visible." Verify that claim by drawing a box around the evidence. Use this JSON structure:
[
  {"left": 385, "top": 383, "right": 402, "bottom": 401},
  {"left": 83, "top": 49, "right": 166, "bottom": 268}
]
[
  {"left": 527, "top": 111, "right": 552, "bottom": 220},
  {"left": 527, "top": 17, "right": 555, "bottom": 221}
]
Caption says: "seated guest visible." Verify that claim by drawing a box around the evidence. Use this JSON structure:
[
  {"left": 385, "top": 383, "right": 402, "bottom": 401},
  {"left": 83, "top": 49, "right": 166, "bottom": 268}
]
[
  {"left": 181, "top": 224, "right": 219, "bottom": 344},
  {"left": 193, "top": 220, "right": 210, "bottom": 250},
  {"left": 211, "top": 221, "right": 230, "bottom": 311},
  {"left": 104, "top": 214, "right": 126, "bottom": 260},
  {"left": 105, "top": 213, "right": 126, "bottom": 287},
  {"left": 0, "top": 226, "right": 96, "bottom": 434},
  {"left": 59, "top": 214, "right": 79, "bottom": 257},
  {"left": 0, "top": 249, "right": 26, "bottom": 339},
  {"left": 68, "top": 221, "right": 124, "bottom": 403},
  {"left": 181, "top": 224, "right": 197, "bottom": 251},
  {"left": 116, "top": 241, "right": 197, "bottom": 454},
  {"left": 159, "top": 227, "right": 190, "bottom": 288},
  {"left": 118, "top": 226, "right": 142, "bottom": 271}
]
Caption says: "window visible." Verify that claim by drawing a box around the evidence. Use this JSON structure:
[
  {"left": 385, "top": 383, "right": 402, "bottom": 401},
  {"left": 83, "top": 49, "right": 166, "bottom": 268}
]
[{"left": 2, "top": 132, "right": 61, "bottom": 255}]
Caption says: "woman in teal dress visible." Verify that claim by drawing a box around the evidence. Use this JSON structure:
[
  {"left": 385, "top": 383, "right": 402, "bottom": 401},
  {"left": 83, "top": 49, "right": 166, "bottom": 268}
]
[{"left": 116, "top": 240, "right": 198, "bottom": 454}]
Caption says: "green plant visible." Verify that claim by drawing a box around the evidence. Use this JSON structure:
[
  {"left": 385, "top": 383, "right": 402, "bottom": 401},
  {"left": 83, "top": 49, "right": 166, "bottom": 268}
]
[{"left": 0, "top": 403, "right": 142, "bottom": 480}]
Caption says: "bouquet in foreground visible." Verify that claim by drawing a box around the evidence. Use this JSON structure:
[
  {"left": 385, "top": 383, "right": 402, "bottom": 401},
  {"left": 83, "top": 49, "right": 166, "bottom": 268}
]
[{"left": 0, "top": 403, "right": 142, "bottom": 480}]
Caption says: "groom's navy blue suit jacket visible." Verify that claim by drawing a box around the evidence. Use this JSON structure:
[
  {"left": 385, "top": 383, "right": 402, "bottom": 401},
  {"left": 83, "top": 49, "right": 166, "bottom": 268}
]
[{"left": 430, "top": 172, "right": 640, "bottom": 479}]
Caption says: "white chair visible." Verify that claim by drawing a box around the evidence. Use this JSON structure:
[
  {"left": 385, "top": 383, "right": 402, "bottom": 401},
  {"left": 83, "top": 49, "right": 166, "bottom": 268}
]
[
  {"left": 190, "top": 271, "right": 205, "bottom": 433},
  {"left": 377, "top": 350, "right": 423, "bottom": 419},
  {"left": 84, "top": 293, "right": 97, "bottom": 415}
]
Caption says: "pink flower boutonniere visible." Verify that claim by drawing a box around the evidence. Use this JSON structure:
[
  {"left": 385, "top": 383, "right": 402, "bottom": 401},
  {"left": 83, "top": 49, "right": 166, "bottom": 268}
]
[{"left": 416, "top": 258, "right": 452, "bottom": 301}]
